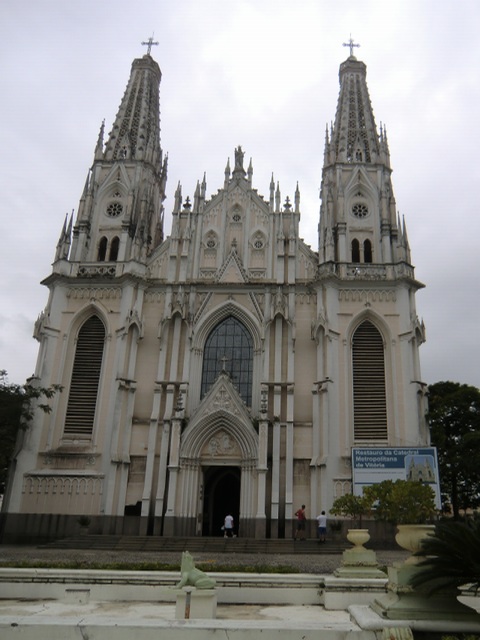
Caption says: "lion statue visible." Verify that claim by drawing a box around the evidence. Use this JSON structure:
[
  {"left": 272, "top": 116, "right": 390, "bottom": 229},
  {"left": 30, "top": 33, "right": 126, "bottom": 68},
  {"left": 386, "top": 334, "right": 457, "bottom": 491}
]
[{"left": 176, "top": 551, "right": 216, "bottom": 590}]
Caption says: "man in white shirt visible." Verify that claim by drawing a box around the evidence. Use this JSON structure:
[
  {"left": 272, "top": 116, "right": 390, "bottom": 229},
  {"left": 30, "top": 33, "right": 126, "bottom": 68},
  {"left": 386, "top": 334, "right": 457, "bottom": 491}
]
[
  {"left": 316, "top": 511, "right": 327, "bottom": 542},
  {"left": 224, "top": 514, "right": 234, "bottom": 538}
]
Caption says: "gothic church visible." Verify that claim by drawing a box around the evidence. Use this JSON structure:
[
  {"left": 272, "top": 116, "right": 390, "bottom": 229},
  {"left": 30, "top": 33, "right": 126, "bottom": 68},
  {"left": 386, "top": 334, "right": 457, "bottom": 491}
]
[{"left": 2, "top": 47, "right": 429, "bottom": 542}]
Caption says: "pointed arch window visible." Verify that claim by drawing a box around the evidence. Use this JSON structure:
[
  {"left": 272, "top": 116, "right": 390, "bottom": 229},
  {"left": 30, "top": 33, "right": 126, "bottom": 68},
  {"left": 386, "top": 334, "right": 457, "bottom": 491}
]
[
  {"left": 64, "top": 315, "right": 105, "bottom": 437},
  {"left": 109, "top": 236, "right": 120, "bottom": 261},
  {"left": 352, "top": 320, "right": 387, "bottom": 441},
  {"left": 98, "top": 237, "right": 108, "bottom": 261},
  {"left": 201, "top": 316, "right": 253, "bottom": 405},
  {"left": 351, "top": 239, "right": 360, "bottom": 263},
  {"left": 364, "top": 239, "right": 372, "bottom": 263}
]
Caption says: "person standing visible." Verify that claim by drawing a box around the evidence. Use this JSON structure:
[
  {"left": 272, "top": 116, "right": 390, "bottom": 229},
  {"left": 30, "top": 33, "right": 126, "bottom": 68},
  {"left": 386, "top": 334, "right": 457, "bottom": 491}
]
[
  {"left": 294, "top": 505, "right": 306, "bottom": 540},
  {"left": 224, "top": 513, "right": 234, "bottom": 538},
  {"left": 316, "top": 510, "right": 327, "bottom": 542}
]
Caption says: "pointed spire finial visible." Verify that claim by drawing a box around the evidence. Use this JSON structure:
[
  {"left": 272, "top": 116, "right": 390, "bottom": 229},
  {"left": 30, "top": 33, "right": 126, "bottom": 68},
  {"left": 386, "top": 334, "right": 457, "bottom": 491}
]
[
  {"left": 342, "top": 35, "right": 360, "bottom": 58},
  {"left": 94, "top": 119, "right": 105, "bottom": 160},
  {"left": 141, "top": 34, "right": 159, "bottom": 56}
]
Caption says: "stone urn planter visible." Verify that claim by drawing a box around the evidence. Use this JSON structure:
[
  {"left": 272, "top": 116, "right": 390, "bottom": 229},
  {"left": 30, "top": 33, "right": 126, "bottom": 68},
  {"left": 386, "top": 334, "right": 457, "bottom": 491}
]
[
  {"left": 346, "top": 528, "right": 370, "bottom": 551},
  {"left": 77, "top": 516, "right": 91, "bottom": 536},
  {"left": 335, "top": 528, "right": 385, "bottom": 578},
  {"left": 395, "top": 524, "right": 435, "bottom": 564}
]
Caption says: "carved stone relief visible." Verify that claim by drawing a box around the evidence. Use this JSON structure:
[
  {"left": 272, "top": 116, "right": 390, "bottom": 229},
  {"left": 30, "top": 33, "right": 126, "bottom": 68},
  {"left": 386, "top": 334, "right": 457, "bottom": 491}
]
[
  {"left": 201, "top": 429, "right": 241, "bottom": 459},
  {"left": 67, "top": 287, "right": 122, "bottom": 300}
]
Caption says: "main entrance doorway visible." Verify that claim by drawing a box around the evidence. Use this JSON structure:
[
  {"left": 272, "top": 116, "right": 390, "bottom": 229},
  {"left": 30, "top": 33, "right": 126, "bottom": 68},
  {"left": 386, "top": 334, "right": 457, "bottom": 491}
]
[{"left": 202, "top": 466, "right": 240, "bottom": 536}]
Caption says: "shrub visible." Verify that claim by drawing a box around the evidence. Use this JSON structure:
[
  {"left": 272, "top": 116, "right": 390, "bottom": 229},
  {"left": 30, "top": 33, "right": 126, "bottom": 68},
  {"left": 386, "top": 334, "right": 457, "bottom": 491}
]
[
  {"left": 363, "top": 479, "right": 436, "bottom": 525},
  {"left": 330, "top": 493, "right": 371, "bottom": 527}
]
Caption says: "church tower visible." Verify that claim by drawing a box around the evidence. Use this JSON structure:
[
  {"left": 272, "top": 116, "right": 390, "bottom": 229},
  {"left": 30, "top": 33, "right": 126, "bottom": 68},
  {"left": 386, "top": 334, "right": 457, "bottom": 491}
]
[
  {"left": 2, "top": 46, "right": 429, "bottom": 543},
  {"left": 311, "top": 46, "right": 428, "bottom": 509},
  {"left": 318, "top": 49, "right": 407, "bottom": 269},
  {"left": 59, "top": 52, "right": 167, "bottom": 269}
]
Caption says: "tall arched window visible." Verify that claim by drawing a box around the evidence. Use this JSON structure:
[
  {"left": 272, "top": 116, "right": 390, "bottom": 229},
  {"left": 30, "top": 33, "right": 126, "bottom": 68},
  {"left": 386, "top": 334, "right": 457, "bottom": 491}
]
[
  {"left": 201, "top": 316, "right": 253, "bottom": 405},
  {"left": 109, "top": 236, "right": 120, "bottom": 261},
  {"left": 352, "top": 320, "right": 387, "bottom": 441},
  {"left": 352, "top": 239, "right": 360, "bottom": 263},
  {"left": 64, "top": 315, "right": 105, "bottom": 437},
  {"left": 364, "top": 239, "right": 372, "bottom": 263},
  {"left": 98, "top": 237, "right": 108, "bottom": 261}
]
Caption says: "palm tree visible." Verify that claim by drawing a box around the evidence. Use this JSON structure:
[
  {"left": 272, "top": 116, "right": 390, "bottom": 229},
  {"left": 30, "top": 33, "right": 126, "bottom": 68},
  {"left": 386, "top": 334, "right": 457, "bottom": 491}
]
[{"left": 410, "top": 518, "right": 480, "bottom": 594}]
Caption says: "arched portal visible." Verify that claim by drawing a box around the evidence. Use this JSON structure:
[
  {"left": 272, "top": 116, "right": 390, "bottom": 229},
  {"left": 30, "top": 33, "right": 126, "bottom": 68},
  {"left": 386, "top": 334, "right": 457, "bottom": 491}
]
[{"left": 202, "top": 466, "right": 240, "bottom": 537}]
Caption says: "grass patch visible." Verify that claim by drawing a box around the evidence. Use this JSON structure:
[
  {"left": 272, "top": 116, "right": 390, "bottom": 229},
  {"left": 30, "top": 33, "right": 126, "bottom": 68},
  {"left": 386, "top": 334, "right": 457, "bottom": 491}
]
[{"left": 0, "top": 560, "right": 300, "bottom": 573}]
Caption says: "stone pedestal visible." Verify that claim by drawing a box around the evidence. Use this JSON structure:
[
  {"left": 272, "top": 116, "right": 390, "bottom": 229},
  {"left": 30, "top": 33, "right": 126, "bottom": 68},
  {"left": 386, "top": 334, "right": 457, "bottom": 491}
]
[
  {"left": 322, "top": 575, "right": 388, "bottom": 610},
  {"left": 334, "top": 547, "right": 386, "bottom": 579},
  {"left": 371, "top": 563, "right": 479, "bottom": 621},
  {"left": 175, "top": 588, "right": 217, "bottom": 619}
]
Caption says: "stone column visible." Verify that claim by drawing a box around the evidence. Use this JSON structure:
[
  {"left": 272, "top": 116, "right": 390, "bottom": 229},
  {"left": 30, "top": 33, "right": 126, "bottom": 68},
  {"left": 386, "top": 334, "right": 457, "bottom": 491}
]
[
  {"left": 163, "top": 415, "right": 182, "bottom": 536},
  {"left": 255, "top": 411, "right": 268, "bottom": 538}
]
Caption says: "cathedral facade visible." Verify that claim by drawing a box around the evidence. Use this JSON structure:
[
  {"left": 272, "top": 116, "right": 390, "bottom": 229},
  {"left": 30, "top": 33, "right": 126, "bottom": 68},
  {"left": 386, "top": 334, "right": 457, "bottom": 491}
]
[{"left": 2, "top": 50, "right": 429, "bottom": 542}]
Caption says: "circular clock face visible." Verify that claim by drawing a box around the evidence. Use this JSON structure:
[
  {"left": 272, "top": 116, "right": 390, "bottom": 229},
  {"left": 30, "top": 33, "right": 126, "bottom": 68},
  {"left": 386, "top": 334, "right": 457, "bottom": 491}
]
[
  {"left": 352, "top": 203, "right": 369, "bottom": 219},
  {"left": 106, "top": 201, "right": 123, "bottom": 217}
]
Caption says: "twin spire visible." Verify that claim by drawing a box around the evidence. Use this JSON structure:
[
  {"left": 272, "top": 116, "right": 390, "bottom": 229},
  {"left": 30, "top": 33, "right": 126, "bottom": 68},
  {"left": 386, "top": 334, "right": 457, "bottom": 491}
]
[{"left": 56, "top": 39, "right": 408, "bottom": 272}]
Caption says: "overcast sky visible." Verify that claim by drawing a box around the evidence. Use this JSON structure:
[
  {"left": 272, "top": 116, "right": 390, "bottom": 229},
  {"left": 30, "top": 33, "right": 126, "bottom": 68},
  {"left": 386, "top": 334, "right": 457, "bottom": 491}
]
[{"left": 1, "top": 0, "right": 479, "bottom": 389}]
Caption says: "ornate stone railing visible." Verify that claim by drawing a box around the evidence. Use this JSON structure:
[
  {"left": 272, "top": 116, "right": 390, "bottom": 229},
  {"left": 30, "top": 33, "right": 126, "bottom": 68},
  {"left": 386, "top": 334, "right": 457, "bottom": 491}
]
[
  {"left": 51, "top": 261, "right": 147, "bottom": 279},
  {"left": 77, "top": 264, "right": 118, "bottom": 278},
  {"left": 317, "top": 262, "right": 415, "bottom": 281}
]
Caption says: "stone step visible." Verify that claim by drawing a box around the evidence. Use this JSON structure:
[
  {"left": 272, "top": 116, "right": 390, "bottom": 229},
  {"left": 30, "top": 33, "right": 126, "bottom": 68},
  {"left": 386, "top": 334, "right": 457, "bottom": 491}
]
[{"left": 43, "top": 535, "right": 348, "bottom": 555}]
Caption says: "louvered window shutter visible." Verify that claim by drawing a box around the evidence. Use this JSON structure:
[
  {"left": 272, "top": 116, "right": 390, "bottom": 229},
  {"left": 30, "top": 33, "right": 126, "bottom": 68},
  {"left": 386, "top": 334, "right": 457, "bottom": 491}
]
[
  {"left": 352, "top": 320, "right": 388, "bottom": 440},
  {"left": 64, "top": 315, "right": 105, "bottom": 436}
]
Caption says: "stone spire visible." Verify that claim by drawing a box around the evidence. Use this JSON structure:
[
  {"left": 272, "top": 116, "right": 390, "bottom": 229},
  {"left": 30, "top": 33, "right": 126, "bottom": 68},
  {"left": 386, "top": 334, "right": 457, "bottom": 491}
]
[
  {"left": 54, "top": 211, "right": 73, "bottom": 262},
  {"left": 103, "top": 54, "right": 163, "bottom": 167},
  {"left": 325, "top": 55, "right": 383, "bottom": 166},
  {"left": 318, "top": 53, "right": 414, "bottom": 277},
  {"left": 68, "top": 50, "right": 167, "bottom": 265}
]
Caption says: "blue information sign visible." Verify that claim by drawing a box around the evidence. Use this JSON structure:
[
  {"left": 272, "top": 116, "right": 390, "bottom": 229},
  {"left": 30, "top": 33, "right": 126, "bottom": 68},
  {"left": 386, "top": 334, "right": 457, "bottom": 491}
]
[{"left": 351, "top": 447, "right": 441, "bottom": 508}]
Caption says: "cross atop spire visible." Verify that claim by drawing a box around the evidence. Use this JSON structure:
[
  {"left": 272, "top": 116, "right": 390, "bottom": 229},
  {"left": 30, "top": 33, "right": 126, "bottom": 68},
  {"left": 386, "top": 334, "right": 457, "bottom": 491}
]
[
  {"left": 342, "top": 35, "right": 360, "bottom": 58},
  {"left": 141, "top": 35, "right": 159, "bottom": 56}
]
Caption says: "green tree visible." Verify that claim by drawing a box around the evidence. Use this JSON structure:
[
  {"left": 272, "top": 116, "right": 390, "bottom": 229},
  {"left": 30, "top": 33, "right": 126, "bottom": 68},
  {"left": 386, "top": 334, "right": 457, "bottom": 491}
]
[
  {"left": 0, "top": 370, "right": 62, "bottom": 493},
  {"left": 330, "top": 493, "right": 372, "bottom": 527},
  {"left": 428, "top": 381, "right": 480, "bottom": 519},
  {"left": 363, "top": 479, "right": 436, "bottom": 524}
]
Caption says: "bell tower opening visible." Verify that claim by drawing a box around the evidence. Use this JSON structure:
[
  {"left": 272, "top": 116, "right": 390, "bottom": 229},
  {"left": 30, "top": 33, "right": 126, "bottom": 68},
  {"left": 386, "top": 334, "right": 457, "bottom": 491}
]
[{"left": 202, "top": 466, "right": 240, "bottom": 537}]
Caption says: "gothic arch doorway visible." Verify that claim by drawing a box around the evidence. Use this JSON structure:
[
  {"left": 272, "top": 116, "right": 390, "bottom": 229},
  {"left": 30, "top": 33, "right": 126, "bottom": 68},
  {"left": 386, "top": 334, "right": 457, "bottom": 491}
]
[{"left": 202, "top": 466, "right": 240, "bottom": 537}]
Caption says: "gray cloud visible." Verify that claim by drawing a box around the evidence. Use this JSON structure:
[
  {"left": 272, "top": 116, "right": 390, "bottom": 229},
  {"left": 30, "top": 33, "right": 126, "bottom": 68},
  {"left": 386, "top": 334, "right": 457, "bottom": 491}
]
[{"left": 0, "top": 0, "right": 478, "bottom": 388}]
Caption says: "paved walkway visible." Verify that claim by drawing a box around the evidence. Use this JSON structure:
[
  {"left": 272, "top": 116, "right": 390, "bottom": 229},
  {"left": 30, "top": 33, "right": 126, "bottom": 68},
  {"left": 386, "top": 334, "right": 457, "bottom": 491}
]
[{"left": 0, "top": 598, "right": 358, "bottom": 640}]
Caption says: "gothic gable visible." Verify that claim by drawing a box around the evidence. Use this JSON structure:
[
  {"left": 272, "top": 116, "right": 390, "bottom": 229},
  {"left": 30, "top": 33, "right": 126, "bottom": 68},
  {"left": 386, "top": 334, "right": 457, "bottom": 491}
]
[
  {"left": 216, "top": 245, "right": 249, "bottom": 283},
  {"left": 181, "top": 373, "right": 258, "bottom": 461},
  {"left": 96, "top": 163, "right": 133, "bottom": 199}
]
